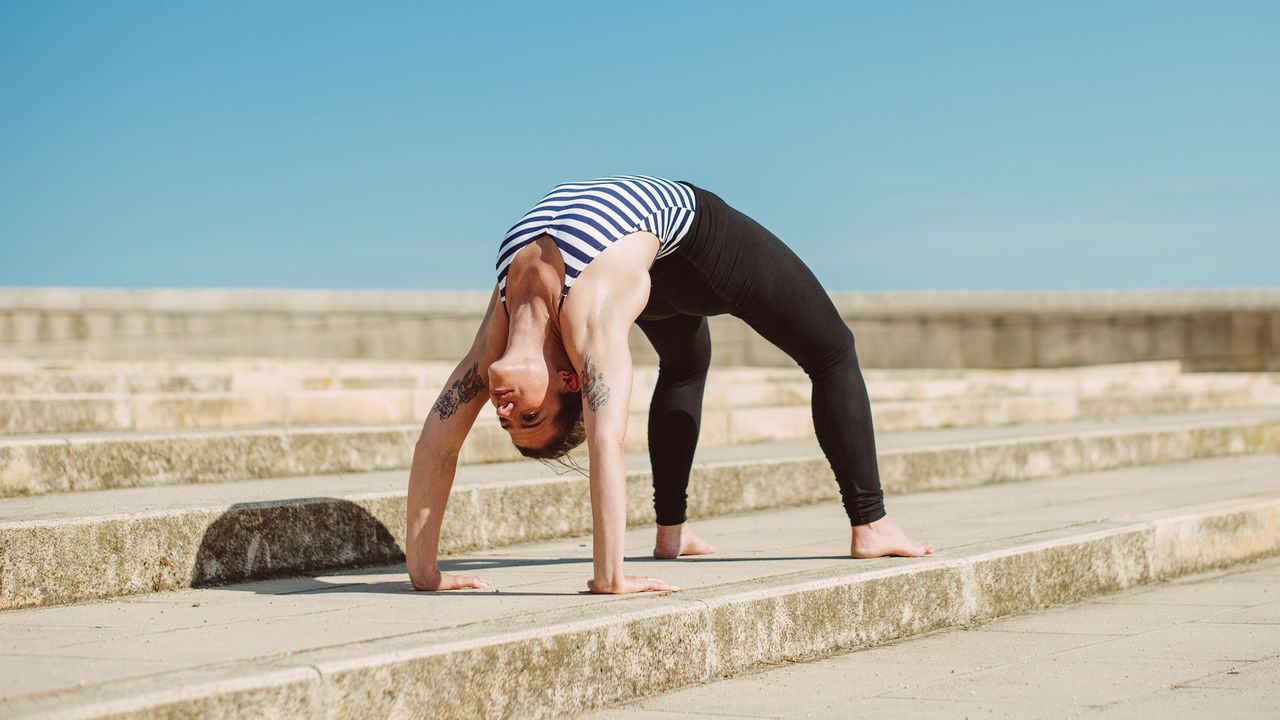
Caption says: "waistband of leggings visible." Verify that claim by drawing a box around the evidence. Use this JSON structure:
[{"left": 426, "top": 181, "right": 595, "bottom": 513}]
[{"left": 669, "top": 180, "right": 719, "bottom": 260}]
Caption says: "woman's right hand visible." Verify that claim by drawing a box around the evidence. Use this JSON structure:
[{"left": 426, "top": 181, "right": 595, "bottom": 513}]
[{"left": 411, "top": 569, "right": 492, "bottom": 592}]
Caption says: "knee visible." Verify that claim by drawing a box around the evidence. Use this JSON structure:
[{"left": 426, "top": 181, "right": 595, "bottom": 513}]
[
  {"left": 659, "top": 330, "right": 712, "bottom": 383},
  {"left": 663, "top": 347, "right": 711, "bottom": 383},
  {"left": 799, "top": 325, "right": 858, "bottom": 378}
]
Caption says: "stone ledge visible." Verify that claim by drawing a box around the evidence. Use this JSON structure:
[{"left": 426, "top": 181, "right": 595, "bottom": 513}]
[
  {"left": 4, "top": 288, "right": 1280, "bottom": 313},
  {"left": 5, "top": 493, "right": 1276, "bottom": 719},
  {"left": 4, "top": 376, "right": 1277, "bottom": 434},
  {"left": 4, "top": 393, "right": 1279, "bottom": 497},
  {"left": 3, "top": 413, "right": 1280, "bottom": 610}
]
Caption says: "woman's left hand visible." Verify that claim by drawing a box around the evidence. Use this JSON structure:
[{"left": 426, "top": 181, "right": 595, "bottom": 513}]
[{"left": 586, "top": 575, "right": 680, "bottom": 594}]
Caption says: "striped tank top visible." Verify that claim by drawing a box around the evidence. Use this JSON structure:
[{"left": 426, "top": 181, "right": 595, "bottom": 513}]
[{"left": 497, "top": 175, "right": 697, "bottom": 302}]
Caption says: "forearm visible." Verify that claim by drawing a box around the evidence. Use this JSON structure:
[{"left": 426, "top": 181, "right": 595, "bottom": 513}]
[
  {"left": 588, "top": 438, "right": 629, "bottom": 588},
  {"left": 406, "top": 446, "right": 459, "bottom": 587}
]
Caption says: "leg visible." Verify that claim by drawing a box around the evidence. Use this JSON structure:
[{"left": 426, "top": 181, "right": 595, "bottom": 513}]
[
  {"left": 636, "top": 305, "right": 717, "bottom": 558},
  {"left": 738, "top": 277, "right": 889, "bottom": 525},
  {"left": 673, "top": 186, "right": 930, "bottom": 555},
  {"left": 741, "top": 304, "right": 930, "bottom": 556}
]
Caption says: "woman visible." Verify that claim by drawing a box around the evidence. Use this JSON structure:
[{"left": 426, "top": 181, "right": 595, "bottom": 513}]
[{"left": 407, "top": 175, "right": 932, "bottom": 595}]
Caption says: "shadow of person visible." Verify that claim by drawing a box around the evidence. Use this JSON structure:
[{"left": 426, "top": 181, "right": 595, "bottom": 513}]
[
  {"left": 189, "top": 500, "right": 854, "bottom": 597},
  {"left": 190, "top": 499, "right": 403, "bottom": 588}
]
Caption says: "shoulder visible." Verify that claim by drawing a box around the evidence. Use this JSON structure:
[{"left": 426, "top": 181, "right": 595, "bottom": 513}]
[
  {"left": 559, "top": 232, "right": 657, "bottom": 350},
  {"left": 469, "top": 284, "right": 510, "bottom": 369}
]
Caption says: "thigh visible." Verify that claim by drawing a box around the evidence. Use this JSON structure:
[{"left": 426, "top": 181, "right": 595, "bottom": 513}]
[
  {"left": 647, "top": 252, "right": 734, "bottom": 319},
  {"left": 706, "top": 204, "right": 852, "bottom": 361},
  {"left": 636, "top": 310, "right": 711, "bottom": 373}
]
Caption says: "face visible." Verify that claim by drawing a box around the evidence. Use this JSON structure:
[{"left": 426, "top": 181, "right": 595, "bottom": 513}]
[{"left": 488, "top": 348, "right": 580, "bottom": 449}]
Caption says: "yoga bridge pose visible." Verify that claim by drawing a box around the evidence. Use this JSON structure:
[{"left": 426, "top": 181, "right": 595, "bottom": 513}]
[{"left": 406, "top": 175, "right": 932, "bottom": 595}]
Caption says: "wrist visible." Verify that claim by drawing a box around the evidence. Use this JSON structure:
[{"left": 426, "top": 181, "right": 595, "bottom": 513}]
[
  {"left": 592, "top": 564, "right": 624, "bottom": 589},
  {"left": 408, "top": 554, "right": 439, "bottom": 583},
  {"left": 410, "top": 567, "right": 441, "bottom": 591}
]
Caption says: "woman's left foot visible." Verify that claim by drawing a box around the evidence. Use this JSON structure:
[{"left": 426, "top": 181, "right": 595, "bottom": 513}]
[
  {"left": 654, "top": 522, "right": 717, "bottom": 559},
  {"left": 850, "top": 516, "right": 934, "bottom": 558}
]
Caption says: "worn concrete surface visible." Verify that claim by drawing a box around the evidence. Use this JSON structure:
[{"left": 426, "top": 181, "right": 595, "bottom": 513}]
[
  {"left": 1, "top": 453, "right": 1277, "bottom": 718},
  {"left": 4, "top": 288, "right": 1279, "bottom": 370},
  {"left": 0, "top": 365, "right": 1268, "bottom": 443},
  {"left": 8, "top": 361, "right": 1270, "bottom": 436},
  {"left": 4, "top": 413, "right": 1280, "bottom": 608},
  {"left": 0, "top": 358, "right": 1189, "bottom": 391},
  {"left": 4, "top": 360, "right": 1266, "bottom": 407},
  {"left": 586, "top": 556, "right": 1280, "bottom": 719},
  {"left": 4, "top": 381, "right": 1278, "bottom": 434},
  {"left": 4, "top": 396, "right": 1280, "bottom": 497}
]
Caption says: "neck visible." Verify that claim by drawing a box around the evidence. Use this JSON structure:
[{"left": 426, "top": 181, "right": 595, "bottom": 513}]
[
  {"left": 505, "top": 275, "right": 560, "bottom": 359},
  {"left": 503, "top": 234, "right": 566, "bottom": 358}
]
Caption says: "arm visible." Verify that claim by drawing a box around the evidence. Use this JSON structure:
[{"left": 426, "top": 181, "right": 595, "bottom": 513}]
[
  {"left": 567, "top": 296, "right": 678, "bottom": 595},
  {"left": 407, "top": 286, "right": 507, "bottom": 591},
  {"left": 562, "top": 233, "right": 677, "bottom": 594}
]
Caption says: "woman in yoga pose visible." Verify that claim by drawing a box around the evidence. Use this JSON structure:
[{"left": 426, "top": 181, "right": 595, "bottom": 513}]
[{"left": 407, "top": 175, "right": 932, "bottom": 595}]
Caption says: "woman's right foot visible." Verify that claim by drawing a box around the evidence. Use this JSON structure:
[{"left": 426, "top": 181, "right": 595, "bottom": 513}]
[
  {"left": 850, "top": 516, "right": 934, "bottom": 558},
  {"left": 654, "top": 522, "right": 717, "bottom": 559}
]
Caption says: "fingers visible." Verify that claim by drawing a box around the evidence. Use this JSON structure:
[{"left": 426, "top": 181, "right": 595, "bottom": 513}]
[
  {"left": 432, "top": 573, "right": 491, "bottom": 591},
  {"left": 640, "top": 576, "right": 680, "bottom": 593},
  {"left": 448, "top": 574, "right": 492, "bottom": 590}
]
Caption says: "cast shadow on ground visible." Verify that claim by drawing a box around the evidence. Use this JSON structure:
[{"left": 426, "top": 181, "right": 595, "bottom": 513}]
[
  {"left": 191, "top": 499, "right": 403, "bottom": 589},
  {"left": 190, "top": 500, "right": 587, "bottom": 598},
  {"left": 191, "top": 499, "right": 848, "bottom": 598}
]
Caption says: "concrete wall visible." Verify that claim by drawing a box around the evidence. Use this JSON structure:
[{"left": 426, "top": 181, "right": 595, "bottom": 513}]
[{"left": 1, "top": 288, "right": 1277, "bottom": 370}]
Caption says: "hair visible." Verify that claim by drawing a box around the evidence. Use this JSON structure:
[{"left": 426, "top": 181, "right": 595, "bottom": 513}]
[{"left": 515, "top": 389, "right": 586, "bottom": 472}]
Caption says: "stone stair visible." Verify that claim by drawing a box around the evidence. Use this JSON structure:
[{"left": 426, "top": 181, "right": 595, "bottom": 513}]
[
  {"left": 1, "top": 359, "right": 1278, "bottom": 718},
  {"left": 4, "top": 361, "right": 1278, "bottom": 499}
]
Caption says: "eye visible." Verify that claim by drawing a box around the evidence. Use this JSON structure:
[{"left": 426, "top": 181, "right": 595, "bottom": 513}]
[{"left": 521, "top": 412, "right": 538, "bottom": 422}]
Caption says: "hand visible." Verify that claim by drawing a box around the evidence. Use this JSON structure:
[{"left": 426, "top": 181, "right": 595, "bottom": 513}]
[
  {"left": 411, "top": 570, "right": 491, "bottom": 591},
  {"left": 587, "top": 575, "right": 680, "bottom": 594}
]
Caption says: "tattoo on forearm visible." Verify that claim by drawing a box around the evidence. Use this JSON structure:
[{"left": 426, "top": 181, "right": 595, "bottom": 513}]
[
  {"left": 432, "top": 363, "right": 486, "bottom": 420},
  {"left": 582, "top": 356, "right": 610, "bottom": 412}
]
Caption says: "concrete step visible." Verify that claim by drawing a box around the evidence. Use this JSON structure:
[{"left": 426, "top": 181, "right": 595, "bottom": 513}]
[
  {"left": 0, "top": 363, "right": 794, "bottom": 396},
  {"left": 4, "top": 409, "right": 1279, "bottom": 609},
  {"left": 586, "top": 555, "right": 1280, "bottom": 719},
  {"left": 5, "top": 382, "right": 1280, "bottom": 497},
  {"left": 0, "top": 360, "right": 1211, "bottom": 403},
  {"left": 0, "top": 357, "right": 1183, "bottom": 379},
  {"left": 0, "top": 374, "right": 817, "bottom": 434},
  {"left": 0, "top": 358, "right": 454, "bottom": 394},
  {"left": 4, "top": 374, "right": 1278, "bottom": 434},
  {"left": 1, "top": 453, "right": 1276, "bottom": 718},
  {"left": 0, "top": 384, "right": 801, "bottom": 434}
]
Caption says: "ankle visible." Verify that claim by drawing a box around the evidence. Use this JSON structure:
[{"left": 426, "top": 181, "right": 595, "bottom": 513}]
[{"left": 852, "top": 515, "right": 892, "bottom": 531}]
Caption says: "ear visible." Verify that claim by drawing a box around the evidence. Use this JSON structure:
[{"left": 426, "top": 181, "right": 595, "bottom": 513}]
[{"left": 558, "top": 369, "right": 581, "bottom": 393}]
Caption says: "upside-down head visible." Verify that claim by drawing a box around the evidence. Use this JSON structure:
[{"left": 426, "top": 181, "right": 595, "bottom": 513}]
[{"left": 488, "top": 341, "right": 586, "bottom": 460}]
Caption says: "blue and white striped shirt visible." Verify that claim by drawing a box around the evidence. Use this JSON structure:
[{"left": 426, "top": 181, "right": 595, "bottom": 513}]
[{"left": 497, "top": 175, "right": 697, "bottom": 302}]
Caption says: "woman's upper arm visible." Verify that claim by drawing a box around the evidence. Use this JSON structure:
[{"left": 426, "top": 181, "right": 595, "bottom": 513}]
[
  {"left": 566, "top": 282, "right": 648, "bottom": 448},
  {"left": 467, "top": 284, "right": 509, "bottom": 365},
  {"left": 416, "top": 285, "right": 506, "bottom": 451}
]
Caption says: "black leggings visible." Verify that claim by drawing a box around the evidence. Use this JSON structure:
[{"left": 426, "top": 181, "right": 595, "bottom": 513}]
[{"left": 638, "top": 181, "right": 885, "bottom": 526}]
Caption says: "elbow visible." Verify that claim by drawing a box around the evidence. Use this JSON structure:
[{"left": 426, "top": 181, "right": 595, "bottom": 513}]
[
  {"left": 587, "top": 432, "right": 626, "bottom": 454},
  {"left": 413, "top": 438, "right": 459, "bottom": 468}
]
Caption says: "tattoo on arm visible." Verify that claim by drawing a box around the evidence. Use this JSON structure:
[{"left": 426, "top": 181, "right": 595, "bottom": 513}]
[
  {"left": 581, "top": 356, "right": 611, "bottom": 412},
  {"left": 432, "top": 363, "right": 487, "bottom": 421}
]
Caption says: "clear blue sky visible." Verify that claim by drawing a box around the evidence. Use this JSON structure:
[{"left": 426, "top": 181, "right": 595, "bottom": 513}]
[{"left": 1, "top": 1, "right": 1276, "bottom": 291}]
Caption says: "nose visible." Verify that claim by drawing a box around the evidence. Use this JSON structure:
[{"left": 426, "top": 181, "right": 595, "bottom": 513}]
[{"left": 495, "top": 400, "right": 514, "bottom": 417}]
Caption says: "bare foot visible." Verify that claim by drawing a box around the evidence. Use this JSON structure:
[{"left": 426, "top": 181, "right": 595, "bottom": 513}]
[
  {"left": 850, "top": 516, "right": 934, "bottom": 558},
  {"left": 653, "top": 522, "right": 717, "bottom": 559}
]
